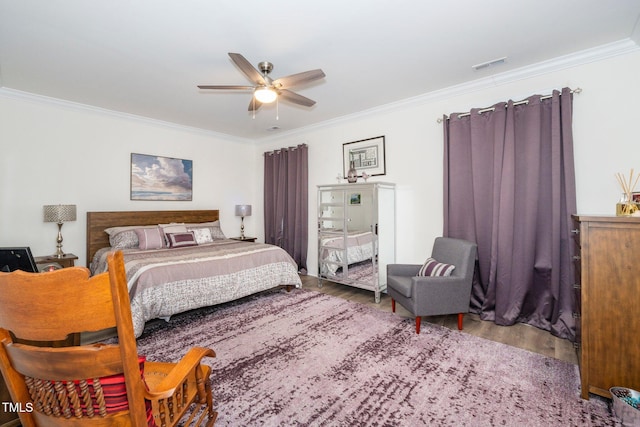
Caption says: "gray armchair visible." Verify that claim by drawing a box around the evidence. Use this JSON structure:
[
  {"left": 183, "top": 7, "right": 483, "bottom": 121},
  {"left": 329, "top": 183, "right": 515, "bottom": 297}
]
[{"left": 387, "top": 237, "right": 477, "bottom": 334}]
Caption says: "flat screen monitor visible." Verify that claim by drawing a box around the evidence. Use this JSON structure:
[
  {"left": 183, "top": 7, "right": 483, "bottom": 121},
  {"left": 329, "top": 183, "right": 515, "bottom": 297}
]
[{"left": 0, "top": 247, "right": 39, "bottom": 273}]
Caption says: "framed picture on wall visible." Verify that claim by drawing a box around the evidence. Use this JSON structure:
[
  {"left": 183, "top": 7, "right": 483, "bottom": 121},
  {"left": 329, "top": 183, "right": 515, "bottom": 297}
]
[
  {"left": 343, "top": 135, "right": 386, "bottom": 178},
  {"left": 130, "top": 153, "right": 193, "bottom": 201}
]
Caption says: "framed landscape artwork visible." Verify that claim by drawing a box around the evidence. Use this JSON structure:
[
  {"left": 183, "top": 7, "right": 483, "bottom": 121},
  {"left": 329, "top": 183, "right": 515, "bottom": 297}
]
[
  {"left": 130, "top": 153, "right": 193, "bottom": 201},
  {"left": 343, "top": 136, "right": 386, "bottom": 178}
]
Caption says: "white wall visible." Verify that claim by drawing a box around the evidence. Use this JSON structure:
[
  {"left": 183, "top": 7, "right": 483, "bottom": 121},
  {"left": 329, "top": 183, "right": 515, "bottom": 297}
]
[
  {"left": 0, "top": 94, "right": 258, "bottom": 267},
  {"left": 257, "top": 49, "right": 640, "bottom": 275},
  {"left": 2, "top": 48, "right": 639, "bottom": 275}
]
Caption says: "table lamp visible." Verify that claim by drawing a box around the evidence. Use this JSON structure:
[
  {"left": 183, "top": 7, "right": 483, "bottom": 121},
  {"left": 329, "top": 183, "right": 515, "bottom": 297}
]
[
  {"left": 43, "top": 204, "right": 77, "bottom": 258},
  {"left": 235, "top": 204, "right": 252, "bottom": 239}
]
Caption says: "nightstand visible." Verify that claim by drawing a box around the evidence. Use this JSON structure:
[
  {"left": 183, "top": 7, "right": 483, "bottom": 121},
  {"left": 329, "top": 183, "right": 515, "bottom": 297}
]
[
  {"left": 231, "top": 237, "right": 257, "bottom": 243},
  {"left": 35, "top": 253, "right": 78, "bottom": 269}
]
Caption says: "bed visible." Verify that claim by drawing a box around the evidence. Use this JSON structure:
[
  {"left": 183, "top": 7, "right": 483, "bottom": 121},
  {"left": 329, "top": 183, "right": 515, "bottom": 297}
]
[
  {"left": 319, "top": 230, "right": 376, "bottom": 275},
  {"left": 87, "top": 210, "right": 302, "bottom": 337}
]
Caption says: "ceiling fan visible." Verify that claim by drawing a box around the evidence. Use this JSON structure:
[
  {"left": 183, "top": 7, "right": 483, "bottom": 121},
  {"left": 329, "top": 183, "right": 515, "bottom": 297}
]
[{"left": 198, "top": 52, "right": 325, "bottom": 112}]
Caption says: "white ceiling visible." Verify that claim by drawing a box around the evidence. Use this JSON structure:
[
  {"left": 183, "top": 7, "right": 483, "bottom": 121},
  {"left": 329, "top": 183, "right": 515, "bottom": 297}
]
[{"left": 1, "top": 1, "right": 639, "bottom": 141}]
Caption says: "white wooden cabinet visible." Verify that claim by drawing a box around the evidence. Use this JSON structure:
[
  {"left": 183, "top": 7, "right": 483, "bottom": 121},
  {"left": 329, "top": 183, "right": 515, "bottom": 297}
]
[{"left": 317, "top": 182, "right": 395, "bottom": 302}]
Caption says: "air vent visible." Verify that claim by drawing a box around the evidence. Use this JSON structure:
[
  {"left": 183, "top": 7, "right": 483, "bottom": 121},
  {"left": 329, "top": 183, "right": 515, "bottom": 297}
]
[{"left": 472, "top": 56, "right": 507, "bottom": 71}]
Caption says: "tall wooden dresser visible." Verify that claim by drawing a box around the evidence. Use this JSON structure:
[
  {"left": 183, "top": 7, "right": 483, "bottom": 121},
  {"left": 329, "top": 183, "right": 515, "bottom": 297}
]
[{"left": 572, "top": 215, "right": 640, "bottom": 399}]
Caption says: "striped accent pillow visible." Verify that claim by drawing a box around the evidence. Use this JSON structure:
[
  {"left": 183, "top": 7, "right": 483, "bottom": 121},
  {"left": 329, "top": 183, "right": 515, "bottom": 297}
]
[
  {"left": 49, "top": 356, "right": 156, "bottom": 425},
  {"left": 418, "top": 258, "right": 455, "bottom": 277},
  {"left": 135, "top": 227, "right": 165, "bottom": 250}
]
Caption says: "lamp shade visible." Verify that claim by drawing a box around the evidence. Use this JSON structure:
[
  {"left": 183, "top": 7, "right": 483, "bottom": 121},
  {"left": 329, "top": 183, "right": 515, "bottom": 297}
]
[
  {"left": 235, "top": 205, "right": 252, "bottom": 217},
  {"left": 43, "top": 204, "right": 77, "bottom": 223}
]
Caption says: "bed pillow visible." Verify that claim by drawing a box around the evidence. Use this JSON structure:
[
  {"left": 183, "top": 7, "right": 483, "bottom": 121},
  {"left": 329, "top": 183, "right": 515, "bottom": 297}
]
[
  {"left": 417, "top": 257, "right": 455, "bottom": 277},
  {"left": 191, "top": 227, "right": 214, "bottom": 244},
  {"left": 166, "top": 231, "right": 198, "bottom": 248},
  {"left": 209, "top": 224, "right": 226, "bottom": 240},
  {"left": 135, "top": 227, "right": 165, "bottom": 250},
  {"left": 105, "top": 225, "right": 158, "bottom": 250},
  {"left": 105, "top": 225, "right": 158, "bottom": 236},
  {"left": 186, "top": 220, "right": 226, "bottom": 240},
  {"left": 159, "top": 223, "right": 187, "bottom": 234},
  {"left": 109, "top": 230, "right": 139, "bottom": 250},
  {"left": 159, "top": 223, "right": 188, "bottom": 245}
]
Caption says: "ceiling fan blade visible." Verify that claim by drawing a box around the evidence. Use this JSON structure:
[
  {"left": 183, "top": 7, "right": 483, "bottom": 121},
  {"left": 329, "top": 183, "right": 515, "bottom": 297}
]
[
  {"left": 197, "top": 85, "right": 254, "bottom": 90},
  {"left": 228, "top": 52, "right": 269, "bottom": 85},
  {"left": 279, "top": 89, "right": 316, "bottom": 107},
  {"left": 248, "top": 98, "right": 263, "bottom": 112},
  {"left": 273, "top": 69, "right": 325, "bottom": 89}
]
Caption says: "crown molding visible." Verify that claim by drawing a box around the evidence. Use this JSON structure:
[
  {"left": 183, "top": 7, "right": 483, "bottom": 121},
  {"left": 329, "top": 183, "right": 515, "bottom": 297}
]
[
  {"left": 0, "top": 87, "right": 254, "bottom": 145},
  {"left": 257, "top": 38, "right": 640, "bottom": 143},
  {"left": 2, "top": 38, "right": 638, "bottom": 145}
]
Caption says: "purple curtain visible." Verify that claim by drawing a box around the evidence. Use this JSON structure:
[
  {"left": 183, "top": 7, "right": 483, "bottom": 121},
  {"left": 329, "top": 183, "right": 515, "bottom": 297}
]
[
  {"left": 264, "top": 144, "right": 308, "bottom": 273},
  {"left": 443, "top": 88, "right": 577, "bottom": 340}
]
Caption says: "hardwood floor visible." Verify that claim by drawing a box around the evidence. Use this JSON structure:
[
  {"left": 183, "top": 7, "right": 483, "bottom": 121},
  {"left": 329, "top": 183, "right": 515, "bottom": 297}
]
[
  {"left": 83, "top": 274, "right": 577, "bottom": 365},
  {"left": 301, "top": 275, "right": 578, "bottom": 365}
]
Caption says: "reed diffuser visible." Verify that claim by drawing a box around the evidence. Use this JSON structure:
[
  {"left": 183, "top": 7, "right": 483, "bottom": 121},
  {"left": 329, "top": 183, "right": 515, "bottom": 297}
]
[{"left": 615, "top": 169, "right": 640, "bottom": 216}]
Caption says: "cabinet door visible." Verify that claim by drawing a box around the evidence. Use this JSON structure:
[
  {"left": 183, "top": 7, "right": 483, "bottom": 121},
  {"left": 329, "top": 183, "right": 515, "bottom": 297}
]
[
  {"left": 345, "top": 187, "right": 374, "bottom": 233},
  {"left": 319, "top": 188, "right": 346, "bottom": 231}
]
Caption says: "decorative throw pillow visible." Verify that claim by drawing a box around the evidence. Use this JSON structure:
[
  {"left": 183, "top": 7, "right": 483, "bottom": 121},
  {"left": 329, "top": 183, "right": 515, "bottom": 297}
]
[
  {"left": 166, "top": 231, "right": 198, "bottom": 248},
  {"left": 53, "top": 356, "right": 155, "bottom": 425},
  {"left": 418, "top": 257, "right": 456, "bottom": 277},
  {"left": 90, "top": 355, "right": 147, "bottom": 414},
  {"left": 191, "top": 227, "right": 213, "bottom": 244},
  {"left": 135, "top": 227, "right": 165, "bottom": 250}
]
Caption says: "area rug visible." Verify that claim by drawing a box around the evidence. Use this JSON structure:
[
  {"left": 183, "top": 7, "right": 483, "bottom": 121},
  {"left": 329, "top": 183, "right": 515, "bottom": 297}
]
[{"left": 134, "top": 288, "right": 617, "bottom": 426}]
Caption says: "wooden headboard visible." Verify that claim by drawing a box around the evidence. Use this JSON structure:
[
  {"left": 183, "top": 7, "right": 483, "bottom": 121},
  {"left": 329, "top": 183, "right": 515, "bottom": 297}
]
[{"left": 86, "top": 210, "right": 220, "bottom": 267}]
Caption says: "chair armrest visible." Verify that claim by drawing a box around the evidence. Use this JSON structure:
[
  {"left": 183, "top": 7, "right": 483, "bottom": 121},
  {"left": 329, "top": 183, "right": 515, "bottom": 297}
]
[
  {"left": 144, "top": 346, "right": 216, "bottom": 400},
  {"left": 387, "top": 264, "right": 421, "bottom": 277}
]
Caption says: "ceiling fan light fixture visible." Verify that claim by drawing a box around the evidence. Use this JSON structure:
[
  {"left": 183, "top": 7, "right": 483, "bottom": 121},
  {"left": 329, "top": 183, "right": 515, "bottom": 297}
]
[{"left": 254, "top": 87, "right": 277, "bottom": 103}]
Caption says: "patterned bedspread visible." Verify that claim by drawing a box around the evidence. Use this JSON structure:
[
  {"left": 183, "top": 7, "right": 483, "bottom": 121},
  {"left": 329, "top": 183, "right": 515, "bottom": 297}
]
[{"left": 91, "top": 240, "right": 302, "bottom": 337}]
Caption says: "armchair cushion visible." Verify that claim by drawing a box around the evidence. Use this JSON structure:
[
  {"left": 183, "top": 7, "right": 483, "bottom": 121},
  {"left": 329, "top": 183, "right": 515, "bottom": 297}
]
[{"left": 418, "top": 257, "right": 455, "bottom": 277}]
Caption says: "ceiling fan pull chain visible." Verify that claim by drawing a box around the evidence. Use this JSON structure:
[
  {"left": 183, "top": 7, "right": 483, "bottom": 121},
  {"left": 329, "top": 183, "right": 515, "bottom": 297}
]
[{"left": 276, "top": 97, "right": 279, "bottom": 120}]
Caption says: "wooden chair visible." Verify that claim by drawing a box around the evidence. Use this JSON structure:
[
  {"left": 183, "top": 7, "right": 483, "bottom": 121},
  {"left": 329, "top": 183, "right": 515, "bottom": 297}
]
[{"left": 0, "top": 250, "right": 217, "bottom": 426}]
